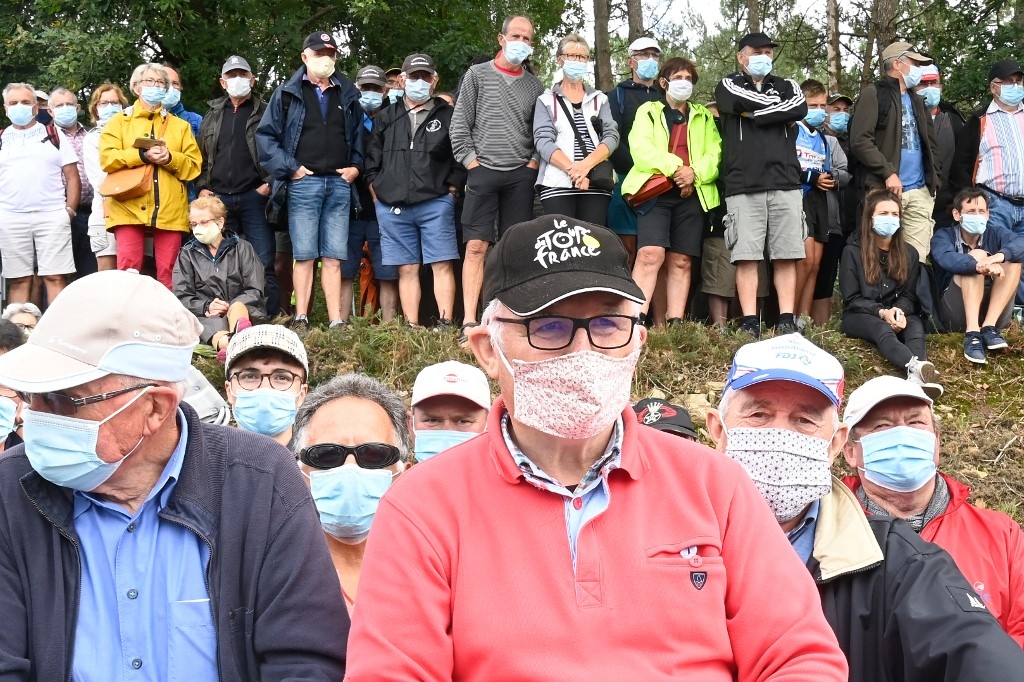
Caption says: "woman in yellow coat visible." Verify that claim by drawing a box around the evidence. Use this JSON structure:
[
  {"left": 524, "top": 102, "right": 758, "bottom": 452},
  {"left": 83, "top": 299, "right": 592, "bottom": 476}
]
[{"left": 100, "top": 62, "right": 201, "bottom": 289}]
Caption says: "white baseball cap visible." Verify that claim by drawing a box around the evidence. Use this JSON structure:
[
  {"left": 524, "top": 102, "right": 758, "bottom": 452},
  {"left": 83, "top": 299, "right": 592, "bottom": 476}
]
[
  {"left": 843, "top": 376, "right": 932, "bottom": 429},
  {"left": 628, "top": 37, "right": 662, "bottom": 54},
  {"left": 411, "top": 361, "right": 491, "bottom": 410},
  {"left": 724, "top": 333, "right": 845, "bottom": 408},
  {"left": 225, "top": 324, "right": 308, "bottom": 376}
]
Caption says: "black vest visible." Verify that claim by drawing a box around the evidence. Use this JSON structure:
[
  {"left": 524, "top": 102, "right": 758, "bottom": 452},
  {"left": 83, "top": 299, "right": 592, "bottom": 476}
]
[{"left": 294, "top": 82, "right": 350, "bottom": 174}]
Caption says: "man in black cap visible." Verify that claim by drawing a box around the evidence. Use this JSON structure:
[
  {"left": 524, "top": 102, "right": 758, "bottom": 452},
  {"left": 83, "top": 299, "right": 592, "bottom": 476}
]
[
  {"left": 256, "top": 31, "right": 365, "bottom": 330},
  {"left": 633, "top": 397, "right": 698, "bottom": 440},
  {"left": 715, "top": 32, "right": 808, "bottom": 338},
  {"left": 946, "top": 58, "right": 1024, "bottom": 306}
]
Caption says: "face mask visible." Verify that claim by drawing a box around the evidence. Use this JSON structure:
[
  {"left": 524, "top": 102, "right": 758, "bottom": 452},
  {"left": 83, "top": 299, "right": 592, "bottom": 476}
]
[
  {"left": 308, "top": 464, "right": 396, "bottom": 543},
  {"left": 858, "top": 425, "right": 936, "bottom": 493},
  {"left": 746, "top": 55, "right": 773, "bottom": 78},
  {"left": 725, "top": 427, "right": 833, "bottom": 523},
  {"left": 97, "top": 104, "right": 123, "bottom": 125},
  {"left": 306, "top": 55, "right": 336, "bottom": 79},
  {"left": 5, "top": 103, "right": 34, "bottom": 127},
  {"left": 360, "top": 91, "right": 384, "bottom": 112},
  {"left": 140, "top": 86, "right": 166, "bottom": 106},
  {"left": 562, "top": 61, "right": 589, "bottom": 83},
  {"left": 999, "top": 83, "right": 1024, "bottom": 107},
  {"left": 666, "top": 79, "right": 693, "bottom": 103},
  {"left": 828, "top": 111, "right": 850, "bottom": 133},
  {"left": 404, "top": 78, "right": 432, "bottom": 103},
  {"left": 0, "top": 397, "right": 17, "bottom": 436},
  {"left": 503, "top": 40, "right": 533, "bottom": 66},
  {"left": 225, "top": 77, "right": 252, "bottom": 99},
  {"left": 387, "top": 89, "right": 404, "bottom": 104},
  {"left": 804, "top": 108, "right": 828, "bottom": 128},
  {"left": 23, "top": 388, "right": 151, "bottom": 491},
  {"left": 636, "top": 58, "right": 659, "bottom": 81},
  {"left": 414, "top": 429, "right": 476, "bottom": 462},
  {"left": 191, "top": 221, "right": 222, "bottom": 245},
  {"left": 232, "top": 388, "right": 297, "bottom": 436},
  {"left": 872, "top": 215, "right": 901, "bottom": 237},
  {"left": 162, "top": 87, "right": 181, "bottom": 108},
  {"left": 919, "top": 86, "right": 941, "bottom": 108},
  {"left": 901, "top": 63, "right": 924, "bottom": 88},
  {"left": 495, "top": 340, "right": 641, "bottom": 440},
  {"left": 53, "top": 106, "right": 79, "bottom": 128},
  {"left": 960, "top": 214, "right": 988, "bottom": 235}
]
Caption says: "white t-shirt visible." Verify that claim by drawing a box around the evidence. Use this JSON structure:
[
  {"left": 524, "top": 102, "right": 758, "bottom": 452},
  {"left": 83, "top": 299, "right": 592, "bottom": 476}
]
[{"left": 0, "top": 122, "right": 79, "bottom": 212}]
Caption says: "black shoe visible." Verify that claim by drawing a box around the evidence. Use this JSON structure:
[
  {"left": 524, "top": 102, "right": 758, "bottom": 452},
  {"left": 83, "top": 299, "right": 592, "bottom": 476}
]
[
  {"left": 432, "top": 318, "right": 454, "bottom": 333},
  {"left": 776, "top": 313, "right": 800, "bottom": 336},
  {"left": 290, "top": 315, "right": 310, "bottom": 331},
  {"left": 458, "top": 322, "right": 479, "bottom": 344},
  {"left": 738, "top": 315, "right": 761, "bottom": 338},
  {"left": 980, "top": 325, "right": 1008, "bottom": 350},
  {"left": 666, "top": 317, "right": 683, "bottom": 327}
]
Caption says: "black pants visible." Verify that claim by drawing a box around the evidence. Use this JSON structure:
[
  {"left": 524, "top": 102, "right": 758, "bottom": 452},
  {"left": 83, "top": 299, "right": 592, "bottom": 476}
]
[
  {"left": 70, "top": 207, "right": 97, "bottom": 278},
  {"left": 461, "top": 165, "right": 537, "bottom": 243},
  {"left": 540, "top": 192, "right": 610, "bottom": 226},
  {"left": 841, "top": 312, "right": 926, "bottom": 368}
]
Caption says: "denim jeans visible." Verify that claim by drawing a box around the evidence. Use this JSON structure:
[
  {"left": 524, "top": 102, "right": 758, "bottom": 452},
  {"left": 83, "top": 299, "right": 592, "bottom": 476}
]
[
  {"left": 982, "top": 188, "right": 1024, "bottom": 304},
  {"left": 219, "top": 188, "right": 280, "bottom": 315},
  {"left": 287, "top": 175, "right": 351, "bottom": 261}
]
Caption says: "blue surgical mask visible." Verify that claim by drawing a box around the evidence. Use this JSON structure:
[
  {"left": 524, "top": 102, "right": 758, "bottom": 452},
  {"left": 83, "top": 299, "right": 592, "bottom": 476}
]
[
  {"left": 746, "top": 54, "right": 773, "bottom": 78},
  {"left": 141, "top": 86, "right": 166, "bottom": 106},
  {"left": 562, "top": 61, "right": 589, "bottom": 83},
  {"left": 5, "top": 103, "right": 35, "bottom": 127},
  {"left": 413, "top": 429, "right": 476, "bottom": 462},
  {"left": 0, "top": 397, "right": 17, "bottom": 436},
  {"left": 53, "top": 105, "right": 79, "bottom": 128},
  {"left": 232, "top": 388, "right": 297, "bottom": 436},
  {"left": 359, "top": 91, "right": 384, "bottom": 112},
  {"left": 902, "top": 63, "right": 924, "bottom": 88},
  {"left": 503, "top": 40, "right": 533, "bottom": 66},
  {"left": 804, "top": 108, "right": 828, "bottom": 128},
  {"left": 308, "top": 464, "right": 396, "bottom": 543},
  {"left": 828, "top": 111, "right": 850, "bottom": 133},
  {"left": 97, "top": 103, "right": 123, "bottom": 125},
  {"left": 162, "top": 87, "right": 181, "bottom": 108},
  {"left": 919, "top": 86, "right": 941, "bottom": 109},
  {"left": 387, "top": 89, "right": 404, "bottom": 104},
  {"left": 404, "top": 78, "right": 432, "bottom": 103},
  {"left": 872, "top": 215, "right": 901, "bottom": 237},
  {"left": 636, "top": 58, "right": 659, "bottom": 82},
  {"left": 23, "top": 388, "right": 151, "bottom": 491},
  {"left": 858, "top": 425, "right": 937, "bottom": 493},
  {"left": 1000, "top": 83, "right": 1024, "bottom": 107},
  {"left": 960, "top": 214, "right": 988, "bottom": 235}
]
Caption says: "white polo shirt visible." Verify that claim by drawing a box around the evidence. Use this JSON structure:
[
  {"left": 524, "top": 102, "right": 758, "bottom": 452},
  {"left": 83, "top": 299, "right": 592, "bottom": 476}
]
[{"left": 0, "top": 122, "right": 78, "bottom": 212}]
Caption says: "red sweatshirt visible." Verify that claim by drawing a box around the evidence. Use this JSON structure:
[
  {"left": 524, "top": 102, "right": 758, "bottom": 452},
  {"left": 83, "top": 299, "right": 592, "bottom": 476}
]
[
  {"left": 844, "top": 473, "right": 1024, "bottom": 646},
  {"left": 346, "top": 402, "right": 848, "bottom": 681}
]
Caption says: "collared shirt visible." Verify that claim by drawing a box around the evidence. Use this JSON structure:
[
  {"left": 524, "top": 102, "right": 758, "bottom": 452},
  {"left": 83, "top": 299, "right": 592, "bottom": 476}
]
[
  {"left": 500, "top": 412, "right": 622, "bottom": 572},
  {"left": 72, "top": 410, "right": 216, "bottom": 682},
  {"left": 64, "top": 124, "right": 94, "bottom": 206},
  {"left": 976, "top": 99, "right": 1024, "bottom": 198},
  {"left": 787, "top": 499, "right": 820, "bottom": 565},
  {"left": 301, "top": 72, "right": 335, "bottom": 120}
]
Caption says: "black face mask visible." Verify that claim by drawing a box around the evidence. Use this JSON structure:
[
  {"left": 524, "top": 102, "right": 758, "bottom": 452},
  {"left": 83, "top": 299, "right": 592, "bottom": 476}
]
[{"left": 36, "top": 109, "right": 52, "bottom": 125}]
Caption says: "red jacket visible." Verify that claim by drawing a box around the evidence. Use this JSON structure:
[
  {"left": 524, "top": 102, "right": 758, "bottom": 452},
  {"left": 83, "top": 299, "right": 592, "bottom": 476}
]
[
  {"left": 844, "top": 473, "right": 1024, "bottom": 646},
  {"left": 347, "top": 401, "right": 849, "bottom": 681}
]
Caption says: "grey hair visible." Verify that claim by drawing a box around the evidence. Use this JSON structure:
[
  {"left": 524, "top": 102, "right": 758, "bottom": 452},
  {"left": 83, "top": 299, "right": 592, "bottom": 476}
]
[
  {"left": 3, "top": 82, "right": 35, "bottom": 100},
  {"left": 501, "top": 15, "right": 534, "bottom": 35},
  {"left": 718, "top": 386, "right": 841, "bottom": 430},
  {"left": 1, "top": 302, "right": 42, "bottom": 321},
  {"left": 49, "top": 87, "right": 77, "bottom": 104},
  {"left": 289, "top": 373, "right": 412, "bottom": 459},
  {"left": 129, "top": 63, "right": 169, "bottom": 91},
  {"left": 116, "top": 373, "right": 186, "bottom": 400},
  {"left": 882, "top": 57, "right": 898, "bottom": 72}
]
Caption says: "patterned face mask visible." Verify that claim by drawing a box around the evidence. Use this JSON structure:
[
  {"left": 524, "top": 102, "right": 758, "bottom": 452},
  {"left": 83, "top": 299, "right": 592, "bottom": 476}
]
[{"left": 724, "top": 427, "right": 834, "bottom": 522}]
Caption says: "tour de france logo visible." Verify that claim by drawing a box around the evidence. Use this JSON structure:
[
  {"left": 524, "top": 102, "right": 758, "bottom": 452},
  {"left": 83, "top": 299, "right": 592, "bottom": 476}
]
[{"left": 533, "top": 219, "right": 602, "bottom": 269}]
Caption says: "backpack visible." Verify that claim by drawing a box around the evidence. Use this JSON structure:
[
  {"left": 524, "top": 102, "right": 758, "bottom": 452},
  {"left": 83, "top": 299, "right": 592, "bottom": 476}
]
[{"left": 0, "top": 122, "right": 61, "bottom": 151}]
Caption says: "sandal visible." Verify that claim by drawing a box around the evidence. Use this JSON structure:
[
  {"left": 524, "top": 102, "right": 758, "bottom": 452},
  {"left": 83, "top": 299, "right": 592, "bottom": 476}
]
[{"left": 458, "top": 322, "right": 480, "bottom": 344}]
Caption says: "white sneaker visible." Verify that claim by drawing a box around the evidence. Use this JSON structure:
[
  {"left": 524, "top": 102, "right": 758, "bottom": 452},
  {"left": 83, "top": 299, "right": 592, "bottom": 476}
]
[{"left": 905, "top": 356, "right": 943, "bottom": 400}]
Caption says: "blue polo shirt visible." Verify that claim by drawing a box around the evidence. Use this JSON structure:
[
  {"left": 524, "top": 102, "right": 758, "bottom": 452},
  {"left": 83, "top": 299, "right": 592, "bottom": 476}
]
[{"left": 787, "top": 499, "right": 820, "bottom": 565}]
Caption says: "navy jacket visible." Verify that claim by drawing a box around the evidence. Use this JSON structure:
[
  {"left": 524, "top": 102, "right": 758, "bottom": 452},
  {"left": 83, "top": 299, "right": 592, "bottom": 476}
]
[
  {"left": 0, "top": 404, "right": 349, "bottom": 680},
  {"left": 930, "top": 221, "right": 1024, "bottom": 294}
]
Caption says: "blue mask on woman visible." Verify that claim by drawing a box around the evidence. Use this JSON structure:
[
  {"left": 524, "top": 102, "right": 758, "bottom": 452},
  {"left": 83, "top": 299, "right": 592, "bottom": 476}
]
[
  {"left": 804, "top": 108, "right": 828, "bottom": 128},
  {"left": 872, "top": 215, "right": 901, "bottom": 237},
  {"left": 858, "top": 425, "right": 937, "bottom": 493},
  {"left": 828, "top": 111, "right": 850, "bottom": 132},
  {"left": 232, "top": 389, "right": 297, "bottom": 436},
  {"left": 636, "top": 58, "right": 659, "bottom": 81},
  {"left": 562, "top": 61, "right": 589, "bottom": 83},
  {"left": 97, "top": 103, "right": 123, "bottom": 125},
  {"left": 140, "top": 86, "right": 166, "bottom": 106},
  {"left": 413, "top": 429, "right": 476, "bottom": 462},
  {"left": 308, "top": 465, "right": 395, "bottom": 543},
  {"left": 919, "top": 86, "right": 941, "bottom": 109}
]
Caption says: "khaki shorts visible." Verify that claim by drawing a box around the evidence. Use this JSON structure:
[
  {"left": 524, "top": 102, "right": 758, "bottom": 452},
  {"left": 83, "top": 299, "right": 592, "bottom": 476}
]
[
  {"left": 0, "top": 208, "right": 75, "bottom": 277},
  {"left": 701, "top": 237, "right": 769, "bottom": 298},
  {"left": 723, "top": 190, "right": 806, "bottom": 262}
]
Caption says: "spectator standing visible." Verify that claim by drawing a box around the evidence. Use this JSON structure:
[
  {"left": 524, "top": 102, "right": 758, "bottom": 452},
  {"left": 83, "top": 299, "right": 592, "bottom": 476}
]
[
  {"left": 367, "top": 53, "right": 464, "bottom": 327},
  {"left": 914, "top": 64, "right": 964, "bottom": 226},
  {"left": 256, "top": 31, "right": 365, "bottom": 330},
  {"left": 49, "top": 87, "right": 98, "bottom": 277},
  {"left": 161, "top": 63, "right": 203, "bottom": 139},
  {"left": 82, "top": 83, "right": 128, "bottom": 271},
  {"left": 715, "top": 32, "right": 808, "bottom": 337},
  {"left": 450, "top": 15, "right": 544, "bottom": 337},
  {"left": 409, "top": 360, "right": 490, "bottom": 462},
  {"left": 0, "top": 82, "right": 80, "bottom": 304},
  {"left": 385, "top": 66, "right": 404, "bottom": 105},
  {"left": 196, "top": 55, "right": 280, "bottom": 317}
]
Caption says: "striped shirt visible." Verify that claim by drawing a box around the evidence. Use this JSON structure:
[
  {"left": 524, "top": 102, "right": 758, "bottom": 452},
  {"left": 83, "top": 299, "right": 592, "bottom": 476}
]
[
  {"left": 975, "top": 100, "right": 1024, "bottom": 198},
  {"left": 451, "top": 60, "right": 544, "bottom": 171}
]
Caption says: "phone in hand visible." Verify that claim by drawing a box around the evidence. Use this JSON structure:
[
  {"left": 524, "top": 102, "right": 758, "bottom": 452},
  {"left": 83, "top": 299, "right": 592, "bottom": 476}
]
[{"left": 133, "top": 137, "right": 164, "bottom": 149}]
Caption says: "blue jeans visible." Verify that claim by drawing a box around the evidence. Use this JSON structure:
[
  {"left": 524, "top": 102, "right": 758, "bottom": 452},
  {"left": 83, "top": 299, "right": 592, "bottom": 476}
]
[
  {"left": 982, "top": 188, "right": 1024, "bottom": 304},
  {"left": 219, "top": 188, "right": 280, "bottom": 316},
  {"left": 287, "top": 175, "right": 351, "bottom": 261},
  {"left": 342, "top": 219, "right": 398, "bottom": 280}
]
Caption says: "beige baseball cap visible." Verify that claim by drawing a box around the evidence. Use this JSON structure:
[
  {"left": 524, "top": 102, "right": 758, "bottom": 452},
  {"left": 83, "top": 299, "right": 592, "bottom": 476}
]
[
  {"left": 843, "top": 375, "right": 932, "bottom": 429},
  {"left": 0, "top": 270, "right": 202, "bottom": 393},
  {"left": 411, "top": 361, "right": 490, "bottom": 410},
  {"left": 225, "top": 324, "right": 309, "bottom": 376}
]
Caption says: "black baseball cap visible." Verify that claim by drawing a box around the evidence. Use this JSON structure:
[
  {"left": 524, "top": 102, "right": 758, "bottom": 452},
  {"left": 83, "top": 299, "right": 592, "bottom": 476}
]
[
  {"left": 482, "top": 215, "right": 645, "bottom": 316},
  {"left": 402, "top": 53, "right": 436, "bottom": 75},
  {"left": 827, "top": 93, "right": 853, "bottom": 106},
  {"left": 303, "top": 31, "right": 338, "bottom": 52},
  {"left": 633, "top": 398, "right": 698, "bottom": 440},
  {"left": 989, "top": 59, "right": 1024, "bottom": 82},
  {"left": 355, "top": 65, "right": 386, "bottom": 87},
  {"left": 738, "top": 32, "right": 779, "bottom": 51}
]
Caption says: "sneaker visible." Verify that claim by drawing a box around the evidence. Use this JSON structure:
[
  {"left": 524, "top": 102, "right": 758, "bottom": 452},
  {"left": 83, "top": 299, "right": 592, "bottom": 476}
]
[
  {"left": 776, "top": 313, "right": 800, "bottom": 336},
  {"left": 329, "top": 319, "right": 350, "bottom": 330},
  {"left": 432, "top": 318, "right": 454, "bottom": 333},
  {"left": 963, "top": 332, "right": 987, "bottom": 364},
  {"left": 980, "top": 325, "right": 1008, "bottom": 350},
  {"left": 905, "top": 357, "right": 944, "bottom": 399},
  {"left": 738, "top": 315, "right": 761, "bottom": 339},
  {"left": 290, "top": 315, "right": 310, "bottom": 331}
]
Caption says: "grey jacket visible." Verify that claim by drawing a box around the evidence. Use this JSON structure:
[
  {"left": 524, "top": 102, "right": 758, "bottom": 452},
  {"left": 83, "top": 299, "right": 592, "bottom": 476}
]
[
  {"left": 532, "top": 83, "right": 619, "bottom": 189},
  {"left": 172, "top": 232, "right": 267, "bottom": 319}
]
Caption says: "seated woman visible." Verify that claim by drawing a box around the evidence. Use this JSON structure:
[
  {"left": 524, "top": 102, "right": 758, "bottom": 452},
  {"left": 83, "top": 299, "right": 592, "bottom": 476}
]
[
  {"left": 621, "top": 56, "right": 722, "bottom": 326},
  {"left": 172, "top": 195, "right": 266, "bottom": 360},
  {"left": 839, "top": 189, "right": 942, "bottom": 398}
]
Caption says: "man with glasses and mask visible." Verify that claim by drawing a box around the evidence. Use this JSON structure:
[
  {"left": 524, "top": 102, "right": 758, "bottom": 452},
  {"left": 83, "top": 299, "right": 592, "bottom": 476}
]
[
  {"left": 346, "top": 214, "right": 849, "bottom": 680},
  {"left": 0, "top": 270, "right": 348, "bottom": 681},
  {"left": 224, "top": 324, "right": 309, "bottom": 446}
]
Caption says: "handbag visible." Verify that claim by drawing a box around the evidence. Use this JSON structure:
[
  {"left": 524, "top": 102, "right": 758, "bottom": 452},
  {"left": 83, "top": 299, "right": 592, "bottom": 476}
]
[
  {"left": 554, "top": 94, "right": 615, "bottom": 192},
  {"left": 98, "top": 113, "right": 168, "bottom": 201},
  {"left": 625, "top": 174, "right": 675, "bottom": 207}
]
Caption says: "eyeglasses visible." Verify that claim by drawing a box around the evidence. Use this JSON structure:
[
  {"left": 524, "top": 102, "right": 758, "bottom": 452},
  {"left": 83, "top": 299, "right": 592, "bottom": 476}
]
[
  {"left": 139, "top": 78, "right": 168, "bottom": 88},
  {"left": 560, "top": 53, "right": 590, "bottom": 62},
  {"left": 17, "top": 383, "right": 157, "bottom": 416},
  {"left": 230, "top": 368, "right": 302, "bottom": 391},
  {"left": 299, "top": 442, "right": 402, "bottom": 470},
  {"left": 13, "top": 322, "right": 34, "bottom": 331},
  {"left": 494, "top": 314, "right": 638, "bottom": 351}
]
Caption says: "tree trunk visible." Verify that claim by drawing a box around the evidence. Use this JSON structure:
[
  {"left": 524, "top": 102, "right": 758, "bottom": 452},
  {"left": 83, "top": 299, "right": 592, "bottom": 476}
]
[
  {"left": 626, "top": 0, "right": 644, "bottom": 41},
  {"left": 746, "top": 0, "right": 761, "bottom": 33},
  {"left": 874, "top": 0, "right": 898, "bottom": 57},
  {"left": 1016, "top": 0, "right": 1024, "bottom": 48},
  {"left": 860, "top": 0, "right": 879, "bottom": 89},
  {"left": 826, "top": 0, "right": 840, "bottom": 93},
  {"left": 594, "top": 0, "right": 613, "bottom": 91}
]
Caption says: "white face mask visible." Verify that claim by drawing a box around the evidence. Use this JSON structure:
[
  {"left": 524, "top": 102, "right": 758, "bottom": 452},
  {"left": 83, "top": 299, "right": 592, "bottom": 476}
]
[
  {"left": 666, "top": 79, "right": 693, "bottom": 103},
  {"left": 306, "top": 55, "right": 336, "bottom": 79},
  {"left": 225, "top": 76, "right": 252, "bottom": 98}
]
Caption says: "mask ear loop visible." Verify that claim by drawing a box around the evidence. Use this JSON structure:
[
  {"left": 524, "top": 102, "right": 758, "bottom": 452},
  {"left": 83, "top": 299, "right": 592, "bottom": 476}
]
[{"left": 101, "top": 386, "right": 154, "bottom": 464}]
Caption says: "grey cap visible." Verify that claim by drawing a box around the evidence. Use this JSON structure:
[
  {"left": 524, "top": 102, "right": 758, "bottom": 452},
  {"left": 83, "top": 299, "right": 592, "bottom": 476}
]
[
  {"left": 355, "top": 65, "right": 387, "bottom": 87},
  {"left": 221, "top": 55, "right": 253, "bottom": 74}
]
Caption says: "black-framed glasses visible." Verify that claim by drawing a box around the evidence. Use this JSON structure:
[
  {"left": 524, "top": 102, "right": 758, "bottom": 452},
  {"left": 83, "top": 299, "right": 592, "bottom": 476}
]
[
  {"left": 139, "top": 78, "right": 168, "bottom": 88},
  {"left": 17, "top": 383, "right": 157, "bottom": 417},
  {"left": 299, "top": 442, "right": 402, "bottom": 470},
  {"left": 494, "top": 314, "right": 638, "bottom": 351},
  {"left": 230, "top": 369, "right": 303, "bottom": 391}
]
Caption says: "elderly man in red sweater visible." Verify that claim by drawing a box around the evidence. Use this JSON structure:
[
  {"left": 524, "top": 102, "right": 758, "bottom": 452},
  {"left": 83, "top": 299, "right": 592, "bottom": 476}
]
[{"left": 346, "top": 213, "right": 848, "bottom": 681}]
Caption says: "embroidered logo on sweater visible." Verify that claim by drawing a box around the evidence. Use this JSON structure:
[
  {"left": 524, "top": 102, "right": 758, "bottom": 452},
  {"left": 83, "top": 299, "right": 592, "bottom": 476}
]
[{"left": 691, "top": 571, "right": 707, "bottom": 590}]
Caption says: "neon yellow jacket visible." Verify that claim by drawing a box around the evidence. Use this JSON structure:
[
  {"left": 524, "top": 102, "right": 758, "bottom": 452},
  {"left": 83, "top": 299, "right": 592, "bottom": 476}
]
[{"left": 621, "top": 100, "right": 722, "bottom": 212}]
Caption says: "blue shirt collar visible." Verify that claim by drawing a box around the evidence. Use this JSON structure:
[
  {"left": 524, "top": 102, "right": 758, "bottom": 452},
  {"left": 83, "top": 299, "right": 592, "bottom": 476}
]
[{"left": 786, "top": 498, "right": 820, "bottom": 565}]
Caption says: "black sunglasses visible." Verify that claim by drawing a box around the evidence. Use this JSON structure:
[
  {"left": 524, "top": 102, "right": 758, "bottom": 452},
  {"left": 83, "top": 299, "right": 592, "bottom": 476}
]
[{"left": 299, "top": 442, "right": 402, "bottom": 470}]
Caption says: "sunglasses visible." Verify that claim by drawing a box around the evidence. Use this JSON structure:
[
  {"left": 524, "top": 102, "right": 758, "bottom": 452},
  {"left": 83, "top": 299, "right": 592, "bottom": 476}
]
[{"left": 299, "top": 442, "right": 402, "bottom": 470}]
